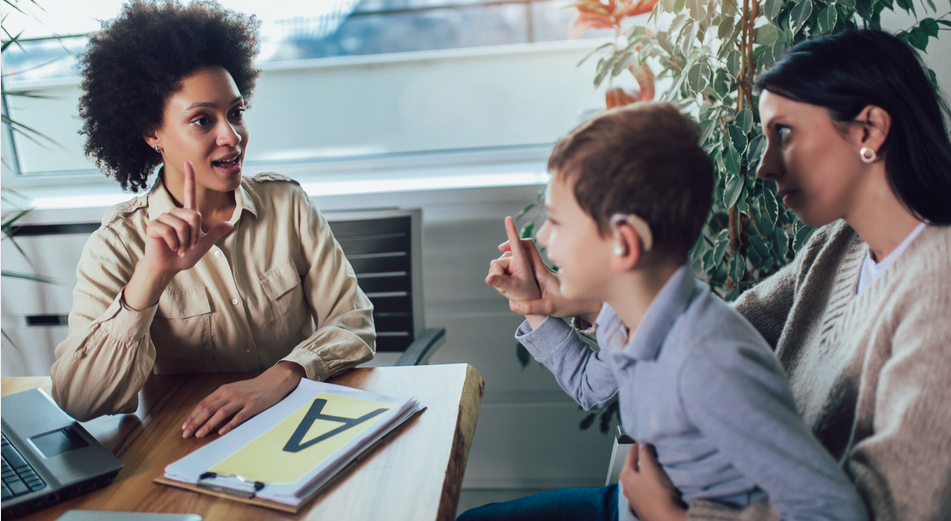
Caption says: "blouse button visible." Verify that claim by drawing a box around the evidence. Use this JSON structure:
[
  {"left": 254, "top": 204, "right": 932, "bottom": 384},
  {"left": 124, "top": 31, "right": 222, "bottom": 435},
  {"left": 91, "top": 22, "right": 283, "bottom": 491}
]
[
  {"left": 244, "top": 346, "right": 251, "bottom": 353},
  {"left": 214, "top": 250, "right": 221, "bottom": 257},
  {"left": 231, "top": 298, "right": 239, "bottom": 305}
]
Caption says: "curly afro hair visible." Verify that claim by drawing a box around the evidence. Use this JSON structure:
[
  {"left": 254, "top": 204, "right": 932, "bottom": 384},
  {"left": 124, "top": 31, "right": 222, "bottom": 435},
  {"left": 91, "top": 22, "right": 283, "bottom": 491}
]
[{"left": 78, "top": 0, "right": 261, "bottom": 192}]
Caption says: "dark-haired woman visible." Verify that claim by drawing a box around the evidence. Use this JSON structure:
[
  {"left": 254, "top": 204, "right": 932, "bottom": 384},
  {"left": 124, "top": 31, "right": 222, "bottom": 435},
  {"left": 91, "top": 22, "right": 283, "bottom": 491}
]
[
  {"left": 50, "top": 0, "right": 375, "bottom": 439},
  {"left": 614, "top": 29, "right": 951, "bottom": 521}
]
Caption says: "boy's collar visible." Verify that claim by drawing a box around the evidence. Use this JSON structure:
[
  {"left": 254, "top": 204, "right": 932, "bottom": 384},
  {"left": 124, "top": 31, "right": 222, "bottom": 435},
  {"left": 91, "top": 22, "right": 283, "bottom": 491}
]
[{"left": 596, "top": 263, "right": 698, "bottom": 361}]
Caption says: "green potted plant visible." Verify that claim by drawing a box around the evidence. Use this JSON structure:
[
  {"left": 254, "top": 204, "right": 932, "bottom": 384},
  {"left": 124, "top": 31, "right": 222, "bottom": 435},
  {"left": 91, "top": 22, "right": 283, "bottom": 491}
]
[
  {"left": 2, "top": 0, "right": 69, "bottom": 347},
  {"left": 519, "top": 0, "right": 950, "bottom": 432}
]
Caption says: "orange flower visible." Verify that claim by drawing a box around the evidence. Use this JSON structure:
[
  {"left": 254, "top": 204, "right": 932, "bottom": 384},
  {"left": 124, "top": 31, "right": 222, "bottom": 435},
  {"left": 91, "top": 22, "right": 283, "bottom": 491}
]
[{"left": 569, "top": 0, "right": 659, "bottom": 38}]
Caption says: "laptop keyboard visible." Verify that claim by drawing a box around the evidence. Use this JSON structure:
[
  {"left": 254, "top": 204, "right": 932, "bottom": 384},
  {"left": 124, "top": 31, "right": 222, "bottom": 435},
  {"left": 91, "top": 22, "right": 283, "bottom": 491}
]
[{"left": 1, "top": 433, "right": 47, "bottom": 501}]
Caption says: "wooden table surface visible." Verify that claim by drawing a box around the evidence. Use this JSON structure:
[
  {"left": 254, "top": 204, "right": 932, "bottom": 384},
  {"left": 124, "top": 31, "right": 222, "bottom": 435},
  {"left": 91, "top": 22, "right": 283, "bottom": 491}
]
[{"left": 1, "top": 363, "right": 484, "bottom": 521}]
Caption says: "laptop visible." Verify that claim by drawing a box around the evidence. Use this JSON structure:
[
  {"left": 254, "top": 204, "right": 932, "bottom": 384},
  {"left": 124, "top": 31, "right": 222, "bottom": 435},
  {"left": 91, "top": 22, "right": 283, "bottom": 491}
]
[{"left": 1, "top": 388, "right": 123, "bottom": 518}]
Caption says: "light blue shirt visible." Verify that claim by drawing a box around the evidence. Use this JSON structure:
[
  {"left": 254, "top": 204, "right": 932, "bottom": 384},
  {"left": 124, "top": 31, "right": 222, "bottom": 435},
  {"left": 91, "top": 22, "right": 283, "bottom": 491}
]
[{"left": 516, "top": 265, "right": 867, "bottom": 521}]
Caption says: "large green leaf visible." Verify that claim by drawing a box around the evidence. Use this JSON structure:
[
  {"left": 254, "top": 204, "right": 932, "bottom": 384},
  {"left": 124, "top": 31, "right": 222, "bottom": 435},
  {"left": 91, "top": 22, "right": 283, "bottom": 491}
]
[
  {"left": 735, "top": 108, "right": 754, "bottom": 134},
  {"left": 770, "top": 39, "right": 789, "bottom": 68},
  {"left": 895, "top": 0, "right": 915, "bottom": 13},
  {"left": 669, "top": 13, "right": 690, "bottom": 37},
  {"left": 729, "top": 124, "right": 748, "bottom": 154},
  {"left": 919, "top": 18, "right": 940, "bottom": 37},
  {"left": 714, "top": 68, "right": 733, "bottom": 98},
  {"left": 763, "top": 182, "right": 780, "bottom": 225},
  {"left": 748, "top": 133, "right": 766, "bottom": 162},
  {"left": 735, "top": 186, "right": 750, "bottom": 215},
  {"left": 657, "top": 32, "right": 676, "bottom": 56},
  {"left": 699, "top": 118, "right": 718, "bottom": 145},
  {"left": 774, "top": 227, "right": 790, "bottom": 258},
  {"left": 680, "top": 20, "right": 698, "bottom": 56},
  {"left": 686, "top": 0, "right": 708, "bottom": 20},
  {"left": 717, "top": 16, "right": 735, "bottom": 39},
  {"left": 712, "top": 228, "right": 730, "bottom": 264},
  {"left": 755, "top": 24, "right": 780, "bottom": 46},
  {"left": 686, "top": 60, "right": 712, "bottom": 93},
  {"left": 730, "top": 252, "right": 746, "bottom": 284},
  {"left": 726, "top": 50, "right": 742, "bottom": 78},
  {"left": 763, "top": 0, "right": 784, "bottom": 22},
  {"left": 749, "top": 233, "right": 771, "bottom": 257},
  {"left": 816, "top": 5, "right": 838, "bottom": 34},
  {"left": 612, "top": 51, "right": 637, "bottom": 78},
  {"left": 908, "top": 28, "right": 929, "bottom": 50},
  {"left": 792, "top": 223, "right": 815, "bottom": 251},
  {"left": 721, "top": 0, "right": 737, "bottom": 16},
  {"left": 789, "top": 0, "right": 814, "bottom": 35},
  {"left": 723, "top": 172, "right": 744, "bottom": 207}
]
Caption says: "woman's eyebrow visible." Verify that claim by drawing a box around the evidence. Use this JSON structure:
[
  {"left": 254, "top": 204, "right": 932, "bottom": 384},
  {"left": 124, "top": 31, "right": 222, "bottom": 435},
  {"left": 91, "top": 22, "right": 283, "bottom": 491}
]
[
  {"left": 183, "top": 96, "right": 244, "bottom": 112},
  {"left": 763, "top": 115, "right": 785, "bottom": 130}
]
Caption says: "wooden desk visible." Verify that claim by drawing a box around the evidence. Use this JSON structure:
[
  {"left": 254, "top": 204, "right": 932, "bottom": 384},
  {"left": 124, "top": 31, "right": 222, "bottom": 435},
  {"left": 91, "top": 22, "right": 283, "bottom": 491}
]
[{"left": 1, "top": 364, "right": 484, "bottom": 521}]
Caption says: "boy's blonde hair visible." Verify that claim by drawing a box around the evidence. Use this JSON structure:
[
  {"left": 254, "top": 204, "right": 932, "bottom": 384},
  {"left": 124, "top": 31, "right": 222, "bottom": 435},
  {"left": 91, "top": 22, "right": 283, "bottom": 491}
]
[{"left": 548, "top": 102, "right": 713, "bottom": 262}]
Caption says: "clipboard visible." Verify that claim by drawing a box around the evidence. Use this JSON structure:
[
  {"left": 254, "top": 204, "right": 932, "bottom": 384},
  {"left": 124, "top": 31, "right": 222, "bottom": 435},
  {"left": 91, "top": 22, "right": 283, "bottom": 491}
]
[{"left": 155, "top": 380, "right": 425, "bottom": 513}]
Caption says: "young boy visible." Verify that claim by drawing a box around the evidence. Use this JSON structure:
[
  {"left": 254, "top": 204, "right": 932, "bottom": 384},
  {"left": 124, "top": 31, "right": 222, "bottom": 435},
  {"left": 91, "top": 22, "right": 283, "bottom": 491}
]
[{"left": 469, "top": 103, "right": 867, "bottom": 521}]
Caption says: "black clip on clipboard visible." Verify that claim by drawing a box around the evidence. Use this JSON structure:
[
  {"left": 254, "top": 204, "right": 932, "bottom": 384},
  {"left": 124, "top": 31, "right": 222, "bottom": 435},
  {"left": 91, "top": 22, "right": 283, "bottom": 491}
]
[{"left": 196, "top": 471, "right": 265, "bottom": 499}]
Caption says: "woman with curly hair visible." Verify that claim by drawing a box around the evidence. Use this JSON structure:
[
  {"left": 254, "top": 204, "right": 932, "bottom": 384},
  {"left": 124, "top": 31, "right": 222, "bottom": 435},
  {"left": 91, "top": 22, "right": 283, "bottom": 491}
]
[{"left": 50, "top": 0, "right": 375, "bottom": 439}]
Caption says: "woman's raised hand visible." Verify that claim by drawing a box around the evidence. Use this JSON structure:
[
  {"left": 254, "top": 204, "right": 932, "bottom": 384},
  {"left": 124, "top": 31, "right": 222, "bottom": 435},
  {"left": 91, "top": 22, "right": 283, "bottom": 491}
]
[
  {"left": 143, "top": 161, "right": 234, "bottom": 275},
  {"left": 123, "top": 162, "right": 234, "bottom": 311}
]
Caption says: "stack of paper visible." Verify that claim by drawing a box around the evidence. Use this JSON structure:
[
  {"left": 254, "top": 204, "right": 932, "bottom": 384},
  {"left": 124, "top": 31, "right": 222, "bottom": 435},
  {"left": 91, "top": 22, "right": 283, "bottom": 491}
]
[{"left": 161, "top": 379, "right": 424, "bottom": 509}]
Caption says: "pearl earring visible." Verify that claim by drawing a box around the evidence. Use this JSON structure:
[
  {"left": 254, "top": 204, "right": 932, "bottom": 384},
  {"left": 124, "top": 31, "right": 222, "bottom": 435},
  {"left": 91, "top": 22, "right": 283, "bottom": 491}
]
[
  {"left": 860, "top": 146, "right": 876, "bottom": 163},
  {"left": 614, "top": 242, "right": 626, "bottom": 256}
]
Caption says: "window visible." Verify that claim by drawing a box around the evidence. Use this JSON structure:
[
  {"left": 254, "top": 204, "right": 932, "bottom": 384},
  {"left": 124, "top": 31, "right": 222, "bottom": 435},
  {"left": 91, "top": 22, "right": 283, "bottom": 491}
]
[
  {"left": 2, "top": 0, "right": 609, "bottom": 192},
  {"left": 2, "top": 0, "right": 600, "bottom": 82}
]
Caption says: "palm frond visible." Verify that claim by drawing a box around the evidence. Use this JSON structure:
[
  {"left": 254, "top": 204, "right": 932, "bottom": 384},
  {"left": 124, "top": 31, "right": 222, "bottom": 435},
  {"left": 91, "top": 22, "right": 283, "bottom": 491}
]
[{"left": 1, "top": 270, "right": 65, "bottom": 286}]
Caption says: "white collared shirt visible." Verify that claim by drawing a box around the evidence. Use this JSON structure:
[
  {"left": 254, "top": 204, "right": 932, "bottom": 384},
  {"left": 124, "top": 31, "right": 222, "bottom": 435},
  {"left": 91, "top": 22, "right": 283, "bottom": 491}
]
[{"left": 857, "top": 222, "right": 927, "bottom": 294}]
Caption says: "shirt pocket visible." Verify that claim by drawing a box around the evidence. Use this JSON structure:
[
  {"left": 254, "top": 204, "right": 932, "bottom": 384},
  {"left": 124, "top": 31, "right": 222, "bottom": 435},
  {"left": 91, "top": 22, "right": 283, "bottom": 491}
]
[
  {"left": 151, "top": 286, "right": 214, "bottom": 371},
  {"left": 259, "top": 258, "right": 307, "bottom": 346}
]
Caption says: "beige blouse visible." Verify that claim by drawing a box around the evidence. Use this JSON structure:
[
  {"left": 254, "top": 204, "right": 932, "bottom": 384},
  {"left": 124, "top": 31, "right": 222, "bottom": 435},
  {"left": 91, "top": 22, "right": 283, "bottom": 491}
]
[{"left": 50, "top": 173, "right": 375, "bottom": 421}]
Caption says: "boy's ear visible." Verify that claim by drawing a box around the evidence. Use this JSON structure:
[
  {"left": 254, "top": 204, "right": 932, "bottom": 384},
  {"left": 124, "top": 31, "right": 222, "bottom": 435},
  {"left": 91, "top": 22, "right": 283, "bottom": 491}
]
[{"left": 609, "top": 225, "right": 641, "bottom": 272}]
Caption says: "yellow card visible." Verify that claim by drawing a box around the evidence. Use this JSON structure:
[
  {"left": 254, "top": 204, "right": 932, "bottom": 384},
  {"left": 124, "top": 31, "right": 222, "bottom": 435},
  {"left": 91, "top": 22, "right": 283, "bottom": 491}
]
[{"left": 210, "top": 393, "right": 395, "bottom": 484}]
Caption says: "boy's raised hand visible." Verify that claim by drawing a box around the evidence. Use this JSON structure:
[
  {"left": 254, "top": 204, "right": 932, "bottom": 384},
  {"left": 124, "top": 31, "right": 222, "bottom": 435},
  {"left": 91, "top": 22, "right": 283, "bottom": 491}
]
[
  {"left": 485, "top": 216, "right": 542, "bottom": 302},
  {"left": 495, "top": 228, "right": 603, "bottom": 324}
]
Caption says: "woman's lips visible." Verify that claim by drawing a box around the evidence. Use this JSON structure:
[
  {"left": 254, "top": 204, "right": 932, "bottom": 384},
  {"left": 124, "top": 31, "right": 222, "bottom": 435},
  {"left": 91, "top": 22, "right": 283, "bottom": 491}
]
[
  {"left": 212, "top": 158, "right": 241, "bottom": 176},
  {"left": 777, "top": 188, "right": 797, "bottom": 207}
]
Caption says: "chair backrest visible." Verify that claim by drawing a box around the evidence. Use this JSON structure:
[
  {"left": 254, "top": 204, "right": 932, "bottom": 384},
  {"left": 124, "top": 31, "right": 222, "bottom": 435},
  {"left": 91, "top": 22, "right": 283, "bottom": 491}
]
[{"left": 324, "top": 208, "right": 426, "bottom": 353}]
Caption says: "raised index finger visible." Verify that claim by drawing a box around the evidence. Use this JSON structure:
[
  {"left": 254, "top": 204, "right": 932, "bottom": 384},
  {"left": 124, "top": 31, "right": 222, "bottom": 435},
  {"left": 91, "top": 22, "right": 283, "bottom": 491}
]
[
  {"left": 504, "top": 216, "right": 529, "bottom": 267},
  {"left": 183, "top": 161, "right": 197, "bottom": 211}
]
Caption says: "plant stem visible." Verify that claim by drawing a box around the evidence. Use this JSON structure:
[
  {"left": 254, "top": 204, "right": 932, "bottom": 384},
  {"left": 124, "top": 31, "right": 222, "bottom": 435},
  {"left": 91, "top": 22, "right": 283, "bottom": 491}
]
[
  {"left": 745, "top": 0, "right": 758, "bottom": 109},
  {"left": 738, "top": 0, "right": 750, "bottom": 113}
]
